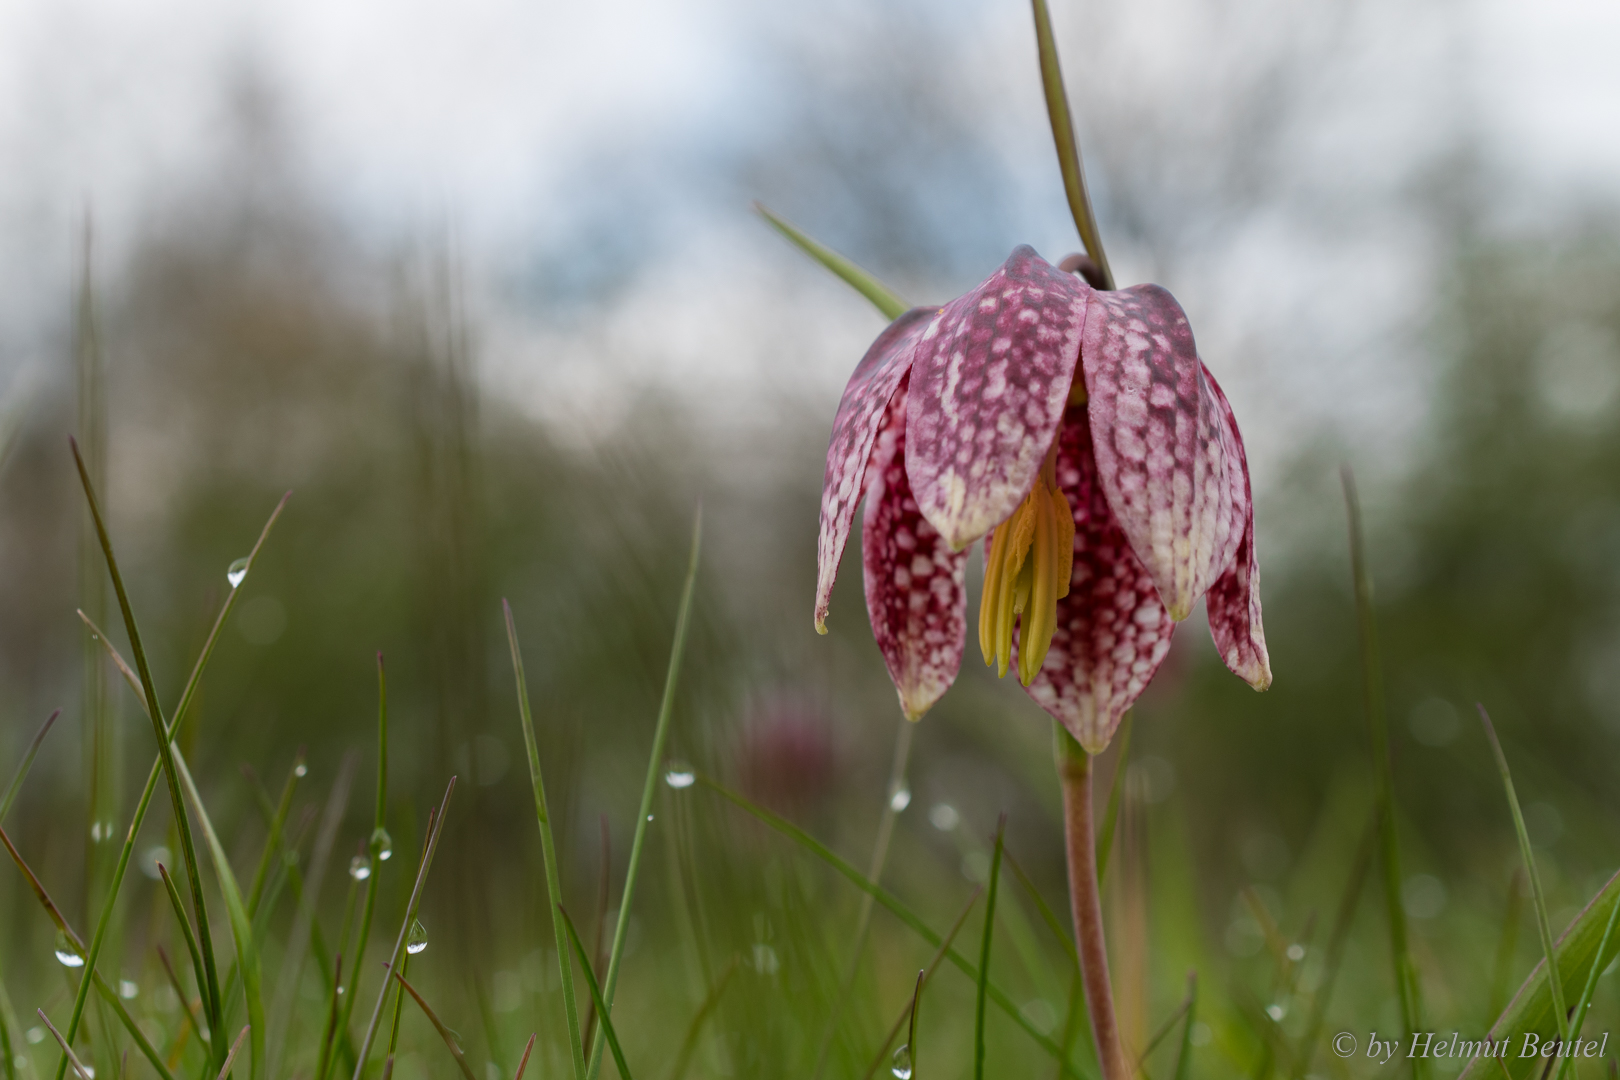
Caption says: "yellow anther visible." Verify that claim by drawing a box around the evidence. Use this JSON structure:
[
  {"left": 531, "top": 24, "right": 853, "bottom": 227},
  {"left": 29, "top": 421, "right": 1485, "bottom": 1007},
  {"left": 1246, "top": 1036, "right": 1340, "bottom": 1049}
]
[{"left": 978, "top": 442, "right": 1075, "bottom": 685}]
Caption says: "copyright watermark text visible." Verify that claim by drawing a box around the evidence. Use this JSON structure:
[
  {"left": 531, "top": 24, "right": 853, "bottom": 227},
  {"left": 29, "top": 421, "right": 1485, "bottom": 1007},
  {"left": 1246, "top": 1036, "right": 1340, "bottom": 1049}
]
[{"left": 1332, "top": 1031, "right": 1610, "bottom": 1064}]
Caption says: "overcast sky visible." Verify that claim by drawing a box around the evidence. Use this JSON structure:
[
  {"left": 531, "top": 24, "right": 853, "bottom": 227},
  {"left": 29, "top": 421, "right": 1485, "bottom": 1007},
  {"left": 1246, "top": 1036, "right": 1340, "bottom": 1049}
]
[{"left": 1, "top": 0, "right": 1617, "bottom": 496}]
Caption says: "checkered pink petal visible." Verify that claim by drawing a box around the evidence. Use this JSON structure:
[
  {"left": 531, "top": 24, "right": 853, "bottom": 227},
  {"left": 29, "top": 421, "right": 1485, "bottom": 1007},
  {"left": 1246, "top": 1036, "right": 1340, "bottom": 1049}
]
[
  {"left": 1079, "top": 286, "right": 1245, "bottom": 621},
  {"left": 1021, "top": 411, "right": 1176, "bottom": 751},
  {"left": 862, "top": 379, "right": 968, "bottom": 720},
  {"left": 815, "top": 307, "right": 938, "bottom": 632},
  {"left": 1202, "top": 365, "right": 1270, "bottom": 689},
  {"left": 904, "top": 246, "right": 1090, "bottom": 550}
]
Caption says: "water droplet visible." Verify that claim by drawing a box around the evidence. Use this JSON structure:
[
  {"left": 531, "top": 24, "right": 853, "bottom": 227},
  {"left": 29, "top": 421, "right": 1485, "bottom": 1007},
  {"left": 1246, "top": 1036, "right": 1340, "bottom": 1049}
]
[
  {"left": 1285, "top": 943, "right": 1305, "bottom": 962},
  {"left": 1266, "top": 1003, "right": 1286, "bottom": 1022},
  {"left": 119, "top": 979, "right": 138, "bottom": 999},
  {"left": 890, "top": 1044, "right": 913, "bottom": 1079},
  {"left": 349, "top": 855, "right": 372, "bottom": 881},
  {"left": 55, "top": 930, "right": 85, "bottom": 967},
  {"left": 294, "top": 763, "right": 308, "bottom": 778},
  {"left": 25, "top": 1027, "right": 44, "bottom": 1045},
  {"left": 928, "top": 803, "right": 959, "bottom": 831},
  {"left": 406, "top": 919, "right": 428, "bottom": 955},
  {"left": 371, "top": 827, "right": 393, "bottom": 860},
  {"left": 664, "top": 762, "right": 695, "bottom": 789},
  {"left": 889, "top": 786, "right": 911, "bottom": 812},
  {"left": 646, "top": 814, "right": 654, "bottom": 822},
  {"left": 78, "top": 1067, "right": 95, "bottom": 1079},
  {"left": 226, "top": 557, "right": 250, "bottom": 589}
]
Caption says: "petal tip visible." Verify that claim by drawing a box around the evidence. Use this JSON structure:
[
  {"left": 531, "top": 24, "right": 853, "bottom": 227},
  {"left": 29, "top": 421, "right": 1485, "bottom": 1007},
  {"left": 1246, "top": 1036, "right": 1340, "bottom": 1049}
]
[{"left": 815, "top": 617, "right": 828, "bottom": 635}]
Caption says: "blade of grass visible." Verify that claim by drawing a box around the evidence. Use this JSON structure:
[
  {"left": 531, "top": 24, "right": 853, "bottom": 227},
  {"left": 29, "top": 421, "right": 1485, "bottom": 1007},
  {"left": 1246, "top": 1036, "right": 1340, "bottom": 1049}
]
[
  {"left": 37, "top": 1012, "right": 93, "bottom": 1080},
  {"left": 1004, "top": 850, "right": 1079, "bottom": 965},
  {"left": 0, "top": 709, "right": 60, "bottom": 822},
  {"left": 585, "top": 509, "right": 702, "bottom": 1080},
  {"left": 1554, "top": 878, "right": 1620, "bottom": 1080},
  {"left": 318, "top": 955, "right": 343, "bottom": 1080},
  {"left": 699, "top": 776, "right": 1093, "bottom": 1079},
  {"left": 157, "top": 866, "right": 211, "bottom": 1031},
  {"left": 320, "top": 659, "right": 389, "bottom": 1080},
  {"left": 0, "top": 825, "right": 178, "bottom": 1080},
  {"left": 1477, "top": 705, "right": 1569, "bottom": 1041},
  {"left": 1094, "top": 713, "right": 1132, "bottom": 882},
  {"left": 1138, "top": 979, "right": 1194, "bottom": 1066},
  {"left": 1029, "top": 0, "right": 1114, "bottom": 289},
  {"left": 503, "top": 602, "right": 586, "bottom": 1080},
  {"left": 560, "top": 909, "right": 636, "bottom": 1080},
  {"left": 213, "top": 1027, "right": 249, "bottom": 1080},
  {"left": 860, "top": 889, "right": 982, "bottom": 1080},
  {"left": 65, "top": 493, "right": 287, "bottom": 1080},
  {"left": 350, "top": 777, "right": 455, "bottom": 1080},
  {"left": 583, "top": 816, "right": 610, "bottom": 1055},
  {"left": 812, "top": 716, "right": 916, "bottom": 1080},
  {"left": 665, "top": 959, "right": 737, "bottom": 1080},
  {"left": 514, "top": 1034, "right": 537, "bottom": 1080},
  {"left": 1293, "top": 808, "right": 1377, "bottom": 1078},
  {"left": 976, "top": 815, "right": 1008, "bottom": 1080},
  {"left": 71, "top": 437, "right": 226, "bottom": 1073},
  {"left": 1460, "top": 868, "right": 1620, "bottom": 1079},
  {"left": 156, "top": 945, "right": 202, "bottom": 1047},
  {"left": 1173, "top": 973, "right": 1197, "bottom": 1080},
  {"left": 385, "top": 949, "right": 411, "bottom": 1057},
  {"left": 384, "top": 965, "right": 477, "bottom": 1080},
  {"left": 171, "top": 752, "right": 264, "bottom": 1080},
  {"left": 243, "top": 756, "right": 304, "bottom": 914},
  {"left": 1341, "top": 466, "right": 1425, "bottom": 1077},
  {"left": 1486, "top": 871, "right": 1527, "bottom": 1031},
  {"left": 753, "top": 203, "right": 910, "bottom": 320}
]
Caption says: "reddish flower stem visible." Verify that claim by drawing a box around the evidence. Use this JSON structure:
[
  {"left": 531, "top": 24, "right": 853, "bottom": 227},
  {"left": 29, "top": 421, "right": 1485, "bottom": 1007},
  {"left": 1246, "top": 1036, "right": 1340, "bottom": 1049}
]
[{"left": 1058, "top": 729, "right": 1128, "bottom": 1080}]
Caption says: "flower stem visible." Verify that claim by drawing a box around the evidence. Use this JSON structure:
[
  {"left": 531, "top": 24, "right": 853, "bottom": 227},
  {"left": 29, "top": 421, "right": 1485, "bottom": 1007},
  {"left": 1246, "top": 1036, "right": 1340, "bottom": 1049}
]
[{"left": 1056, "top": 723, "right": 1127, "bottom": 1080}]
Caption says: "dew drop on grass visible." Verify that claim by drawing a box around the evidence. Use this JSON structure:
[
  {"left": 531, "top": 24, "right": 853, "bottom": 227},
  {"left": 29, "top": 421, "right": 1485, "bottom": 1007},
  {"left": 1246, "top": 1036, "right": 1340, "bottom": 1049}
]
[
  {"left": 1266, "top": 1003, "right": 1286, "bottom": 1021},
  {"left": 55, "top": 930, "right": 84, "bottom": 968},
  {"left": 407, "top": 919, "right": 428, "bottom": 955},
  {"left": 294, "top": 763, "right": 308, "bottom": 778},
  {"left": 226, "top": 557, "right": 250, "bottom": 589},
  {"left": 890, "top": 1044, "right": 913, "bottom": 1079},
  {"left": 1286, "top": 943, "right": 1305, "bottom": 962},
  {"left": 647, "top": 814, "right": 654, "bottom": 822},
  {"left": 119, "top": 979, "right": 138, "bottom": 999},
  {"left": 349, "top": 855, "right": 372, "bottom": 881},
  {"left": 664, "top": 762, "right": 695, "bottom": 789},
  {"left": 371, "top": 827, "right": 393, "bottom": 861},
  {"left": 24, "top": 1027, "right": 44, "bottom": 1045},
  {"left": 889, "top": 786, "right": 911, "bottom": 812}
]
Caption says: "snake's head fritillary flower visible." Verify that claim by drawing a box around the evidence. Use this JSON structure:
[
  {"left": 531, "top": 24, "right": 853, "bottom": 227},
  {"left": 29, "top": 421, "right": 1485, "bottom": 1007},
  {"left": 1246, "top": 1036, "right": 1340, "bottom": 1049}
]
[{"left": 815, "top": 246, "right": 1270, "bottom": 749}]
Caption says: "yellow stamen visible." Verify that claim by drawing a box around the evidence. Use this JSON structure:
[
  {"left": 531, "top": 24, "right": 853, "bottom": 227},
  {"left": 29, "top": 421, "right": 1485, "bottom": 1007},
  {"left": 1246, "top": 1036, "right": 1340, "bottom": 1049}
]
[{"left": 978, "top": 441, "right": 1075, "bottom": 685}]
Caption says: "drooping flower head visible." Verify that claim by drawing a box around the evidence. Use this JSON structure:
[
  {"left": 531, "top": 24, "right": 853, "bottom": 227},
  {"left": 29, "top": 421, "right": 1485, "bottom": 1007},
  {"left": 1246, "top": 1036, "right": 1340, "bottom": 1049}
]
[{"left": 816, "top": 246, "right": 1269, "bottom": 751}]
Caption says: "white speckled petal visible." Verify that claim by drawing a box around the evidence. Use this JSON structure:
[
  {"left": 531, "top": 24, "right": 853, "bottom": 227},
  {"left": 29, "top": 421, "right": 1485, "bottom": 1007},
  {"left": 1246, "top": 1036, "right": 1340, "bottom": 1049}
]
[
  {"left": 904, "top": 246, "right": 1090, "bottom": 550},
  {"left": 1202, "top": 363, "right": 1270, "bottom": 689},
  {"left": 862, "top": 379, "right": 968, "bottom": 720},
  {"left": 1080, "top": 285, "right": 1244, "bottom": 621},
  {"left": 815, "top": 307, "right": 938, "bottom": 632}
]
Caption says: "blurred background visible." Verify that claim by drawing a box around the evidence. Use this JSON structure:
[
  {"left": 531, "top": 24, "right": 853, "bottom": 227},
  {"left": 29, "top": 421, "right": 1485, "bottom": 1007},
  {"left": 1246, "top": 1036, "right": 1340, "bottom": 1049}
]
[{"left": 1, "top": 0, "right": 1619, "bottom": 1076}]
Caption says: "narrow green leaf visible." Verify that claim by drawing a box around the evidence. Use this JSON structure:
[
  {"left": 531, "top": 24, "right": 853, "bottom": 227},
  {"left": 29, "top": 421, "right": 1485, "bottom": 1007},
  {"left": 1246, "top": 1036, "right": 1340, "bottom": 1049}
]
[
  {"left": 504, "top": 603, "right": 586, "bottom": 1080},
  {"left": 561, "top": 908, "right": 636, "bottom": 1080},
  {"left": 1029, "top": 0, "right": 1114, "bottom": 289},
  {"left": 1341, "top": 466, "right": 1425, "bottom": 1078},
  {"left": 1478, "top": 706, "right": 1569, "bottom": 1040},
  {"left": 699, "top": 776, "right": 1092, "bottom": 1079},
  {"left": 172, "top": 753, "right": 265, "bottom": 1080},
  {"left": 157, "top": 865, "right": 211, "bottom": 1034},
  {"left": 754, "top": 203, "right": 911, "bottom": 321},
  {"left": 244, "top": 755, "right": 304, "bottom": 915},
  {"left": 1486, "top": 872, "right": 1526, "bottom": 1032},
  {"left": 587, "top": 510, "right": 702, "bottom": 1080},
  {"left": 667, "top": 960, "right": 736, "bottom": 1080},
  {"left": 320, "top": 658, "right": 389, "bottom": 1080},
  {"left": 155, "top": 945, "right": 203, "bottom": 1045},
  {"left": 71, "top": 437, "right": 226, "bottom": 1076},
  {"left": 1139, "top": 983, "right": 1194, "bottom": 1064},
  {"left": 385, "top": 966, "right": 478, "bottom": 1080},
  {"left": 1173, "top": 973, "right": 1197, "bottom": 1080},
  {"left": 0, "top": 709, "right": 60, "bottom": 823},
  {"left": 860, "top": 889, "right": 982, "bottom": 1080},
  {"left": 1460, "top": 868, "right": 1620, "bottom": 1079},
  {"left": 350, "top": 778, "right": 455, "bottom": 1080},
  {"left": 976, "top": 816, "right": 1007, "bottom": 1080},
  {"left": 1094, "top": 712, "right": 1132, "bottom": 882},
  {"left": 1554, "top": 877, "right": 1620, "bottom": 1080}
]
